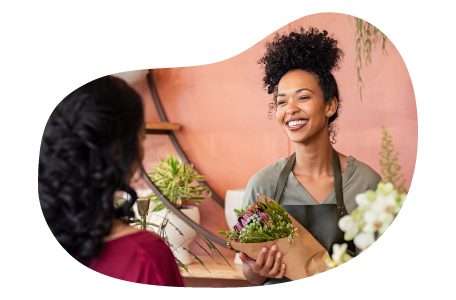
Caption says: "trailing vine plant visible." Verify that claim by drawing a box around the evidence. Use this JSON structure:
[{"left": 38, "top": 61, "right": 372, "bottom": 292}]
[
  {"left": 114, "top": 194, "right": 232, "bottom": 276},
  {"left": 379, "top": 125, "right": 407, "bottom": 194},
  {"left": 350, "top": 16, "right": 388, "bottom": 101}
]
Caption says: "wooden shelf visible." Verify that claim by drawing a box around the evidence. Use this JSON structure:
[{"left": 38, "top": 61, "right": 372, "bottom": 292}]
[
  {"left": 145, "top": 122, "right": 180, "bottom": 134},
  {"left": 181, "top": 255, "right": 246, "bottom": 280}
]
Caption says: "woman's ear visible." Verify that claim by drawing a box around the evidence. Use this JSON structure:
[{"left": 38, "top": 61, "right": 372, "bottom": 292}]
[{"left": 331, "top": 97, "right": 339, "bottom": 115}]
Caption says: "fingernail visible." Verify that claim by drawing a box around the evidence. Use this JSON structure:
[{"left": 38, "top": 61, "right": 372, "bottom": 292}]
[
  {"left": 277, "top": 252, "right": 282, "bottom": 258},
  {"left": 271, "top": 245, "right": 277, "bottom": 251},
  {"left": 282, "top": 264, "right": 286, "bottom": 269},
  {"left": 262, "top": 248, "right": 267, "bottom": 253}
]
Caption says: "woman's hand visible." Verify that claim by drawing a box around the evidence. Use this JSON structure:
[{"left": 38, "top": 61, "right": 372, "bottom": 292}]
[{"left": 239, "top": 245, "right": 286, "bottom": 285}]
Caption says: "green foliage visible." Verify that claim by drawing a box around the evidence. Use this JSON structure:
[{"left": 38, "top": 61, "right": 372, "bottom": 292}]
[
  {"left": 180, "top": 217, "right": 234, "bottom": 270},
  {"left": 351, "top": 16, "right": 388, "bottom": 101},
  {"left": 379, "top": 126, "right": 407, "bottom": 194},
  {"left": 147, "top": 153, "right": 211, "bottom": 208},
  {"left": 116, "top": 211, "right": 231, "bottom": 275},
  {"left": 219, "top": 199, "right": 298, "bottom": 246}
]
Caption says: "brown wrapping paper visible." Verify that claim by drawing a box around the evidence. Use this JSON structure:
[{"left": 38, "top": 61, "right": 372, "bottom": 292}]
[{"left": 229, "top": 193, "right": 331, "bottom": 280}]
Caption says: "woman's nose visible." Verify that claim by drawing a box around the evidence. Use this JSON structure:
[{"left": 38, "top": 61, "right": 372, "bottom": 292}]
[{"left": 286, "top": 100, "right": 299, "bottom": 114}]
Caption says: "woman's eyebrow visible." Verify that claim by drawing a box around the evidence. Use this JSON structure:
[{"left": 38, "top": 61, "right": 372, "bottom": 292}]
[{"left": 277, "top": 88, "right": 314, "bottom": 97}]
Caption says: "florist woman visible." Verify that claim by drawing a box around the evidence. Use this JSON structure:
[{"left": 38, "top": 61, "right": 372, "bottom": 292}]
[{"left": 240, "top": 27, "right": 382, "bottom": 285}]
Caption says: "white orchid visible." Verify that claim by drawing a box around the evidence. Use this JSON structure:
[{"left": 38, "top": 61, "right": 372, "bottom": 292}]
[
  {"left": 355, "top": 189, "right": 375, "bottom": 207},
  {"left": 354, "top": 232, "right": 375, "bottom": 250},
  {"left": 334, "top": 181, "right": 406, "bottom": 264},
  {"left": 338, "top": 215, "right": 360, "bottom": 241},
  {"left": 362, "top": 209, "right": 394, "bottom": 235},
  {"left": 325, "top": 243, "right": 353, "bottom": 269},
  {"left": 376, "top": 181, "right": 395, "bottom": 194}
]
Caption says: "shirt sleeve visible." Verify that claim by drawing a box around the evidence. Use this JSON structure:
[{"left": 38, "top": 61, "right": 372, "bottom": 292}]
[
  {"left": 138, "top": 235, "right": 184, "bottom": 287},
  {"left": 242, "top": 172, "right": 277, "bottom": 208},
  {"left": 242, "top": 175, "right": 262, "bottom": 208},
  {"left": 365, "top": 167, "right": 382, "bottom": 191}
]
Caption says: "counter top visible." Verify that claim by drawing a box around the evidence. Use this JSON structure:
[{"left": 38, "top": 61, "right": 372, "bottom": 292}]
[{"left": 181, "top": 254, "right": 245, "bottom": 280}]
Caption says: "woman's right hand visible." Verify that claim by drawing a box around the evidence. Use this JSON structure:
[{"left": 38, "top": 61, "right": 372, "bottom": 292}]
[{"left": 239, "top": 245, "right": 286, "bottom": 285}]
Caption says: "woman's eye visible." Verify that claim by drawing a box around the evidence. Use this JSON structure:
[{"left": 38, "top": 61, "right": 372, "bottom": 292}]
[
  {"left": 277, "top": 100, "right": 286, "bottom": 105},
  {"left": 299, "top": 96, "right": 310, "bottom": 101}
]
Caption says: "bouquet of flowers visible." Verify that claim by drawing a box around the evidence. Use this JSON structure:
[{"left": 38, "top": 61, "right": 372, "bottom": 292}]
[
  {"left": 218, "top": 193, "right": 330, "bottom": 280},
  {"left": 218, "top": 196, "right": 297, "bottom": 248}
]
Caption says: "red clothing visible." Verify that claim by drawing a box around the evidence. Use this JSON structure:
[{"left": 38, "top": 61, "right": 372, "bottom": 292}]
[{"left": 88, "top": 230, "right": 183, "bottom": 287}]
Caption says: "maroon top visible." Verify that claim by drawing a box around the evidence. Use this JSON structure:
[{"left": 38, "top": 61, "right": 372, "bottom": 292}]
[{"left": 88, "top": 230, "right": 184, "bottom": 287}]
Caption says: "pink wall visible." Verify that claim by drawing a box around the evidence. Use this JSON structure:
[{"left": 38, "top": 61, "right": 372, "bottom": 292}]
[
  {"left": 0, "top": 13, "right": 456, "bottom": 254},
  {"left": 125, "top": 13, "right": 456, "bottom": 255}
]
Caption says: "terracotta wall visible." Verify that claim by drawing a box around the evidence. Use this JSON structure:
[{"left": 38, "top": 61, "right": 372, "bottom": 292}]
[
  {"left": 0, "top": 13, "right": 456, "bottom": 254},
  {"left": 125, "top": 13, "right": 456, "bottom": 251}
]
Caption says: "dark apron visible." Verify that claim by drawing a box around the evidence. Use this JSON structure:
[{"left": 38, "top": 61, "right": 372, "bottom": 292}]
[{"left": 263, "top": 148, "right": 356, "bottom": 285}]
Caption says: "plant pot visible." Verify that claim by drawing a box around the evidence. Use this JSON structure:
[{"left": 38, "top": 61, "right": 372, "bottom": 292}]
[
  {"left": 225, "top": 189, "right": 246, "bottom": 265},
  {"left": 145, "top": 206, "right": 200, "bottom": 265}
]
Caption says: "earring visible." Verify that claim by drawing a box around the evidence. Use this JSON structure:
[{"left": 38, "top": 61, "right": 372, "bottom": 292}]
[{"left": 328, "top": 113, "right": 331, "bottom": 117}]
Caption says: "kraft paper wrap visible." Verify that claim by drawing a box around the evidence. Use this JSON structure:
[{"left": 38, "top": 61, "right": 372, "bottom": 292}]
[{"left": 229, "top": 193, "right": 331, "bottom": 280}]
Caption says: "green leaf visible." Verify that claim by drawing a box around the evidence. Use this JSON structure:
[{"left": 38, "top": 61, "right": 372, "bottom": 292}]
[
  {"left": 183, "top": 247, "right": 210, "bottom": 273},
  {"left": 193, "top": 239, "right": 220, "bottom": 265}
]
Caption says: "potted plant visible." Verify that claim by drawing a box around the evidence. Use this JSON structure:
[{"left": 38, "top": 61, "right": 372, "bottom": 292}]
[
  {"left": 146, "top": 153, "right": 211, "bottom": 265},
  {"left": 115, "top": 195, "right": 229, "bottom": 275}
]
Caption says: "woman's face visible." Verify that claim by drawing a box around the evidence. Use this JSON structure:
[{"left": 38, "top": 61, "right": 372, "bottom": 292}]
[{"left": 275, "top": 69, "right": 336, "bottom": 144}]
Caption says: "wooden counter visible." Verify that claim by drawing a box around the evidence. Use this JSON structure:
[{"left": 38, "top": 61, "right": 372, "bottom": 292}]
[
  {"left": 181, "top": 254, "right": 258, "bottom": 287},
  {"left": 182, "top": 254, "right": 245, "bottom": 280}
]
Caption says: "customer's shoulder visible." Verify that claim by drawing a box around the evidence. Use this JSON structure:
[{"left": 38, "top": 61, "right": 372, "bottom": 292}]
[
  {"left": 114, "top": 230, "right": 163, "bottom": 248},
  {"left": 126, "top": 231, "right": 172, "bottom": 258}
]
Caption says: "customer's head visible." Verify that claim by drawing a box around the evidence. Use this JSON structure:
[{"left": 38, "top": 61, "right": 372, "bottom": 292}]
[{"left": 38, "top": 75, "right": 145, "bottom": 264}]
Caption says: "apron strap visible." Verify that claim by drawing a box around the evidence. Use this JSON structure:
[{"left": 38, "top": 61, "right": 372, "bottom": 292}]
[
  {"left": 274, "top": 152, "right": 296, "bottom": 203},
  {"left": 274, "top": 149, "right": 347, "bottom": 216},
  {"left": 332, "top": 148, "right": 347, "bottom": 216}
]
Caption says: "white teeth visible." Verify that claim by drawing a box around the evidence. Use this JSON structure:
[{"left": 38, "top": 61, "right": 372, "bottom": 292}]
[{"left": 287, "top": 120, "right": 307, "bottom": 127}]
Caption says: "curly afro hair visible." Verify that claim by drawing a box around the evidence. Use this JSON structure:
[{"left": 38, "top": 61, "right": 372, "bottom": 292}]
[{"left": 258, "top": 27, "right": 344, "bottom": 142}]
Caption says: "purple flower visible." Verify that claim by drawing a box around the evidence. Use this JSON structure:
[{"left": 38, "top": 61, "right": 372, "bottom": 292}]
[
  {"left": 238, "top": 211, "right": 254, "bottom": 224},
  {"left": 254, "top": 207, "right": 270, "bottom": 221},
  {"left": 258, "top": 211, "right": 270, "bottom": 222},
  {"left": 233, "top": 210, "right": 254, "bottom": 232}
]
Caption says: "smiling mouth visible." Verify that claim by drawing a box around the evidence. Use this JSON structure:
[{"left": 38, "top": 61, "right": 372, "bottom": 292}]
[{"left": 285, "top": 119, "right": 308, "bottom": 131}]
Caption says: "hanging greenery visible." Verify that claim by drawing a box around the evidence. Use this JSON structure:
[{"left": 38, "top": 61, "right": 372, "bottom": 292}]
[
  {"left": 379, "top": 125, "right": 407, "bottom": 194},
  {"left": 351, "top": 17, "right": 388, "bottom": 101}
]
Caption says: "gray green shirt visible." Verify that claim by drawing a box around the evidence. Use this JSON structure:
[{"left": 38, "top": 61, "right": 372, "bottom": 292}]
[{"left": 242, "top": 156, "right": 382, "bottom": 214}]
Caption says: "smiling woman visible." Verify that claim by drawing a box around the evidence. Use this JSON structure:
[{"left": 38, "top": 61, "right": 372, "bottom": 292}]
[{"left": 239, "top": 27, "right": 382, "bottom": 286}]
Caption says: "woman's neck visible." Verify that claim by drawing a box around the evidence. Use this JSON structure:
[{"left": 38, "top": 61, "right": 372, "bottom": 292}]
[
  {"left": 103, "top": 219, "right": 141, "bottom": 242},
  {"left": 293, "top": 135, "right": 334, "bottom": 179}
]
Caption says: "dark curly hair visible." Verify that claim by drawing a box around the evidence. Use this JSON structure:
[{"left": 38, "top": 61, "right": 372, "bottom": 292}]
[
  {"left": 38, "top": 76, "right": 144, "bottom": 264},
  {"left": 258, "top": 27, "right": 344, "bottom": 142}
]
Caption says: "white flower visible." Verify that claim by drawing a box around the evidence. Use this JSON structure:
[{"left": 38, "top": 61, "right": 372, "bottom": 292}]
[
  {"left": 326, "top": 259, "right": 337, "bottom": 269},
  {"left": 327, "top": 243, "right": 353, "bottom": 268},
  {"left": 376, "top": 181, "right": 395, "bottom": 194},
  {"left": 362, "top": 209, "right": 394, "bottom": 233},
  {"left": 332, "top": 244, "right": 347, "bottom": 263},
  {"left": 354, "top": 232, "right": 375, "bottom": 250},
  {"left": 355, "top": 192, "right": 372, "bottom": 208},
  {"left": 338, "top": 215, "right": 359, "bottom": 241},
  {"left": 355, "top": 193, "right": 368, "bottom": 206}
]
